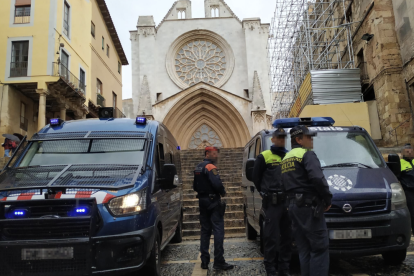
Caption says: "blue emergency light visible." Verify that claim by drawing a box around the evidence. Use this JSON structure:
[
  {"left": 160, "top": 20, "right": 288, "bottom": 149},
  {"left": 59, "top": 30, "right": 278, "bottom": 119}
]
[
  {"left": 14, "top": 211, "right": 25, "bottom": 216},
  {"left": 273, "top": 117, "right": 335, "bottom": 128},
  {"left": 136, "top": 117, "right": 147, "bottom": 125},
  {"left": 68, "top": 206, "right": 90, "bottom": 217},
  {"left": 177, "top": 146, "right": 181, "bottom": 150},
  {"left": 9, "top": 209, "right": 28, "bottom": 219},
  {"left": 50, "top": 118, "right": 64, "bottom": 126}
]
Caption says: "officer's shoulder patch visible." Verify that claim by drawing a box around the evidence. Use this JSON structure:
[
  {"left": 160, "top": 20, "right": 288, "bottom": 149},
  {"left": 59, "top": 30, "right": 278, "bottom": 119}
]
[
  {"left": 212, "top": 169, "right": 218, "bottom": 175},
  {"left": 205, "top": 164, "right": 217, "bottom": 171}
]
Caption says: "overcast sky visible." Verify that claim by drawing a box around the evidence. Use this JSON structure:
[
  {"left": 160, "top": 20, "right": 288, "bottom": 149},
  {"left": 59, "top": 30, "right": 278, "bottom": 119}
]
[{"left": 105, "top": 0, "right": 276, "bottom": 99}]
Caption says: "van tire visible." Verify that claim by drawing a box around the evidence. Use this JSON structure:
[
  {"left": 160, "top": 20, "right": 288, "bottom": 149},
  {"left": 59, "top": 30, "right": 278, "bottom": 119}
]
[
  {"left": 245, "top": 216, "right": 257, "bottom": 240},
  {"left": 145, "top": 229, "right": 161, "bottom": 276},
  {"left": 171, "top": 216, "right": 183, "bottom": 243},
  {"left": 382, "top": 249, "right": 407, "bottom": 265}
]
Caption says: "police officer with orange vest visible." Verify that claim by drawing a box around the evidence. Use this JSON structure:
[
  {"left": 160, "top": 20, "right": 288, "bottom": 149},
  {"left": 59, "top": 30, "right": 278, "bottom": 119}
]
[
  {"left": 193, "top": 147, "right": 234, "bottom": 271},
  {"left": 253, "top": 129, "right": 292, "bottom": 276},
  {"left": 281, "top": 126, "right": 332, "bottom": 276},
  {"left": 399, "top": 143, "right": 414, "bottom": 234}
]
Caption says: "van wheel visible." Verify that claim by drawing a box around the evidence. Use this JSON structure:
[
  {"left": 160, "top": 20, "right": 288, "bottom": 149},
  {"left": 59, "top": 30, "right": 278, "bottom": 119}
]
[
  {"left": 171, "top": 216, "right": 183, "bottom": 243},
  {"left": 382, "top": 249, "right": 407, "bottom": 265},
  {"left": 145, "top": 229, "right": 161, "bottom": 276},
  {"left": 245, "top": 215, "right": 257, "bottom": 240}
]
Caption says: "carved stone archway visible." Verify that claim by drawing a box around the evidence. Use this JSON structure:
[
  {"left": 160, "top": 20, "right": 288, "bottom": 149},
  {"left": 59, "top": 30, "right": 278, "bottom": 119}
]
[{"left": 163, "top": 88, "right": 250, "bottom": 149}]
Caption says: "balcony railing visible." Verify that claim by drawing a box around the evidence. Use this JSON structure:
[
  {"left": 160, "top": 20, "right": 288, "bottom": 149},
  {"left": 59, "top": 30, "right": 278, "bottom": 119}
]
[
  {"left": 97, "top": 94, "right": 105, "bottom": 107},
  {"left": 14, "top": 7, "right": 30, "bottom": 24},
  {"left": 20, "top": 117, "right": 28, "bottom": 131},
  {"left": 358, "top": 62, "right": 369, "bottom": 82},
  {"left": 10, "top": 62, "right": 28, "bottom": 77},
  {"left": 52, "top": 62, "right": 86, "bottom": 96},
  {"left": 114, "top": 107, "right": 126, "bottom": 118}
]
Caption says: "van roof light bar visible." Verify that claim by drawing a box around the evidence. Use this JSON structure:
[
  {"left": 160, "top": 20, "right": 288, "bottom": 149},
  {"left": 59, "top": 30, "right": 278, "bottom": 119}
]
[{"left": 272, "top": 117, "right": 335, "bottom": 128}]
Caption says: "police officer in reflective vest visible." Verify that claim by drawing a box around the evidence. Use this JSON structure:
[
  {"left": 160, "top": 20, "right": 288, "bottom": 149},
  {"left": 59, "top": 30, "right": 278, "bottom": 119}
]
[
  {"left": 281, "top": 126, "right": 332, "bottom": 276},
  {"left": 399, "top": 143, "right": 414, "bottom": 234},
  {"left": 253, "top": 128, "right": 292, "bottom": 276},
  {"left": 193, "top": 147, "right": 234, "bottom": 271}
]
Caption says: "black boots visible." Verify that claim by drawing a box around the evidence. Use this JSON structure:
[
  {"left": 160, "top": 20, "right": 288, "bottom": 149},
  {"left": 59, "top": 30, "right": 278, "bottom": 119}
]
[
  {"left": 201, "top": 262, "right": 209, "bottom": 269},
  {"left": 213, "top": 262, "right": 235, "bottom": 270}
]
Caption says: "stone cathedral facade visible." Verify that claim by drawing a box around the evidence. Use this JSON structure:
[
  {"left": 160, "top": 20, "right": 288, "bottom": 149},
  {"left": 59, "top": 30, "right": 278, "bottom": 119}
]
[{"left": 123, "top": 0, "right": 272, "bottom": 149}]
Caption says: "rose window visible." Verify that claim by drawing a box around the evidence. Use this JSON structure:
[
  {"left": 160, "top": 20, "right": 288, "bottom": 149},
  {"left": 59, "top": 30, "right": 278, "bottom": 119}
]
[
  {"left": 175, "top": 40, "right": 227, "bottom": 86},
  {"left": 189, "top": 124, "right": 223, "bottom": 149}
]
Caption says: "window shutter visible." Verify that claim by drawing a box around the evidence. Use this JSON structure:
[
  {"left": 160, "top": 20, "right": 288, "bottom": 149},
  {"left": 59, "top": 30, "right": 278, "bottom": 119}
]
[{"left": 15, "top": 0, "right": 31, "bottom": 6}]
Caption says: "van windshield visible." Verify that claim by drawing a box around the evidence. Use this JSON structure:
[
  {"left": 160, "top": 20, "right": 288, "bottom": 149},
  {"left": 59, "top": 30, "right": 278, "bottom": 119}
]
[
  {"left": 18, "top": 139, "right": 146, "bottom": 167},
  {"left": 265, "top": 131, "right": 384, "bottom": 168}
]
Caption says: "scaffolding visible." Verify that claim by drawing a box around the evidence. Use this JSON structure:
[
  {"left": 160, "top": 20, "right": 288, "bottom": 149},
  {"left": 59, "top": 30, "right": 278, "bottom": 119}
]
[{"left": 268, "top": 0, "right": 356, "bottom": 118}]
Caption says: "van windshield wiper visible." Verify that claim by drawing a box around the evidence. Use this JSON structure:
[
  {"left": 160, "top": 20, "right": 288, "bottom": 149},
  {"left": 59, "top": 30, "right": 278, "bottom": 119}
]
[{"left": 322, "top": 162, "right": 373, "bottom": 169}]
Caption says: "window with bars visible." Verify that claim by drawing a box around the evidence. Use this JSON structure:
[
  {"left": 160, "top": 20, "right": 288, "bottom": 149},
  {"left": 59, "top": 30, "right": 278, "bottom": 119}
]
[
  {"left": 10, "top": 41, "right": 29, "bottom": 77},
  {"left": 14, "top": 6, "right": 31, "bottom": 24},
  {"left": 97, "top": 79, "right": 102, "bottom": 95},
  {"left": 80, "top": 68, "right": 86, "bottom": 93},
  {"left": 63, "top": 2, "right": 70, "bottom": 37}
]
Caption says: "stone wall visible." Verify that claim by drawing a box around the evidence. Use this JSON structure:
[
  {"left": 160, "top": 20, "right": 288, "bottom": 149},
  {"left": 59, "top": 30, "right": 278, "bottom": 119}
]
[{"left": 351, "top": 0, "right": 413, "bottom": 147}]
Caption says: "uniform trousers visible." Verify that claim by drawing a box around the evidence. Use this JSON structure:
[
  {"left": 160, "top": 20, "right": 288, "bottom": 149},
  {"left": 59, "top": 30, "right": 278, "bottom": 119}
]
[
  {"left": 288, "top": 202, "right": 329, "bottom": 276},
  {"left": 199, "top": 197, "right": 225, "bottom": 264},
  {"left": 263, "top": 202, "right": 292, "bottom": 274}
]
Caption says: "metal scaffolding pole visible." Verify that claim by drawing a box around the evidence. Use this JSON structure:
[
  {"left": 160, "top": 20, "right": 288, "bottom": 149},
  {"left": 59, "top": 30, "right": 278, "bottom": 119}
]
[{"left": 268, "top": 0, "right": 355, "bottom": 119}]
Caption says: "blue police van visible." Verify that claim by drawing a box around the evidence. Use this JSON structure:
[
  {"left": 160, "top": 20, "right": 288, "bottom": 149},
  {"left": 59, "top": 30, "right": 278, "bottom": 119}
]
[
  {"left": 243, "top": 117, "right": 411, "bottom": 265},
  {"left": 0, "top": 113, "right": 183, "bottom": 276}
]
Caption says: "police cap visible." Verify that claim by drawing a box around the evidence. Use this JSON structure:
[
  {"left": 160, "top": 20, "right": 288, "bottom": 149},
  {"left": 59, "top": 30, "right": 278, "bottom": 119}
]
[
  {"left": 290, "top": 125, "right": 317, "bottom": 138},
  {"left": 272, "top": 128, "right": 287, "bottom": 137}
]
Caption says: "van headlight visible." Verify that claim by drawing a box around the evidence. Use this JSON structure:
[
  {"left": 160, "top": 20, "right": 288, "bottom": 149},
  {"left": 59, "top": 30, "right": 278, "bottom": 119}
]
[
  {"left": 108, "top": 189, "right": 147, "bottom": 216},
  {"left": 391, "top": 183, "right": 407, "bottom": 211}
]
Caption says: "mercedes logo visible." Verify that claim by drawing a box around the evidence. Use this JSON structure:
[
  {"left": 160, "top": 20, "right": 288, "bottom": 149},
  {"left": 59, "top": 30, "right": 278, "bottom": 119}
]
[{"left": 342, "top": 204, "right": 352, "bottom": 213}]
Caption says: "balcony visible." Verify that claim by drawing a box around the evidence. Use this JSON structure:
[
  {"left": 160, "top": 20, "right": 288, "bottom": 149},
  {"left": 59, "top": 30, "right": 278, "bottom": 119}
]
[
  {"left": 52, "top": 62, "right": 86, "bottom": 97},
  {"left": 357, "top": 62, "right": 369, "bottom": 84},
  {"left": 97, "top": 94, "right": 105, "bottom": 107},
  {"left": 10, "top": 62, "right": 28, "bottom": 77}
]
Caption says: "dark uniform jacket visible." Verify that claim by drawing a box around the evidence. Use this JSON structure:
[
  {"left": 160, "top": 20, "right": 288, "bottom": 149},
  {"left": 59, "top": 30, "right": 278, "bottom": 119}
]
[
  {"left": 193, "top": 159, "right": 226, "bottom": 197},
  {"left": 400, "top": 158, "right": 414, "bottom": 189},
  {"left": 281, "top": 145, "right": 332, "bottom": 206},
  {"left": 253, "top": 146, "right": 287, "bottom": 194}
]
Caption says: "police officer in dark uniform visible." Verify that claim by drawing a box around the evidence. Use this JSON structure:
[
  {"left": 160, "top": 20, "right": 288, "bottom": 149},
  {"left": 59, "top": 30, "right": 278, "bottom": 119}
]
[
  {"left": 253, "top": 128, "right": 292, "bottom": 276},
  {"left": 281, "top": 126, "right": 332, "bottom": 276},
  {"left": 399, "top": 143, "right": 414, "bottom": 234},
  {"left": 193, "top": 147, "right": 234, "bottom": 271}
]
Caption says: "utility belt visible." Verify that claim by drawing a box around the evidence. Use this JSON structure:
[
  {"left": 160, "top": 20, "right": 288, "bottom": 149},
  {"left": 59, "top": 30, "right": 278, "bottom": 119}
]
[
  {"left": 197, "top": 193, "right": 221, "bottom": 201},
  {"left": 262, "top": 191, "right": 286, "bottom": 206},
  {"left": 287, "top": 193, "right": 325, "bottom": 218}
]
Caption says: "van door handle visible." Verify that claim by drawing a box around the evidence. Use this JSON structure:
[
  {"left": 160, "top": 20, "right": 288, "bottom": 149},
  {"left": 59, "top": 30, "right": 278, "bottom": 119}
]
[{"left": 250, "top": 186, "right": 255, "bottom": 193}]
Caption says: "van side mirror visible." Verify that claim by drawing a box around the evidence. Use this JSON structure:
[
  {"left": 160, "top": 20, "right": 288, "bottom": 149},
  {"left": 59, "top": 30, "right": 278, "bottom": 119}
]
[
  {"left": 245, "top": 158, "right": 255, "bottom": 182},
  {"left": 162, "top": 164, "right": 177, "bottom": 188},
  {"left": 387, "top": 154, "right": 401, "bottom": 178}
]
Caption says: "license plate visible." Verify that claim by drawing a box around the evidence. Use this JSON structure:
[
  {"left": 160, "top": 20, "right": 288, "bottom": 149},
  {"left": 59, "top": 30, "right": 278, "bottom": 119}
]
[
  {"left": 329, "top": 229, "right": 372, "bottom": 240},
  {"left": 22, "top": 247, "right": 74, "bottom": 260}
]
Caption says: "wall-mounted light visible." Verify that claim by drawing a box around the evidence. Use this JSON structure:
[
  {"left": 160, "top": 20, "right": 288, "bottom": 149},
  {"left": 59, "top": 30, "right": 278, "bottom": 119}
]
[{"left": 361, "top": 33, "right": 374, "bottom": 43}]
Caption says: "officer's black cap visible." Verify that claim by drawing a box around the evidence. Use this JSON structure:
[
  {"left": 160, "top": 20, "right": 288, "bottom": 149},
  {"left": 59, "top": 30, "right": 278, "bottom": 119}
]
[
  {"left": 272, "top": 128, "right": 287, "bottom": 137},
  {"left": 404, "top": 143, "right": 412, "bottom": 149},
  {"left": 290, "top": 125, "right": 317, "bottom": 138}
]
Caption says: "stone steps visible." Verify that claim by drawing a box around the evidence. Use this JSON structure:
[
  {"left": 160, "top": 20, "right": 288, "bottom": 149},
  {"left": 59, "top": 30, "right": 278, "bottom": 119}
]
[
  {"left": 183, "top": 227, "right": 245, "bottom": 237},
  {"left": 183, "top": 204, "right": 244, "bottom": 214},
  {"left": 184, "top": 211, "right": 244, "bottom": 221},
  {"left": 180, "top": 148, "right": 245, "bottom": 237},
  {"left": 183, "top": 197, "right": 244, "bottom": 207}
]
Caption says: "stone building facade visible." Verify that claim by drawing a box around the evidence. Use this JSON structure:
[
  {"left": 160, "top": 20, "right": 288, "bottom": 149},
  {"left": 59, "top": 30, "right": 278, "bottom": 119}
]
[
  {"left": 349, "top": 0, "right": 413, "bottom": 147},
  {"left": 123, "top": 0, "right": 272, "bottom": 149}
]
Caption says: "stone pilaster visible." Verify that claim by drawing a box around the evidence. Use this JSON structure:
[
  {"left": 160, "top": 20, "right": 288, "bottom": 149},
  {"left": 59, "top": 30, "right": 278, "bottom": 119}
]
[{"left": 36, "top": 89, "right": 49, "bottom": 130}]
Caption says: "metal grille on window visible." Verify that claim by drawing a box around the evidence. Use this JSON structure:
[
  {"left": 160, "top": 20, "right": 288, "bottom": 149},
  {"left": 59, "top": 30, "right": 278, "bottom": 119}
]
[
  {"left": 10, "top": 41, "right": 29, "bottom": 77},
  {"left": 90, "top": 139, "right": 145, "bottom": 152}
]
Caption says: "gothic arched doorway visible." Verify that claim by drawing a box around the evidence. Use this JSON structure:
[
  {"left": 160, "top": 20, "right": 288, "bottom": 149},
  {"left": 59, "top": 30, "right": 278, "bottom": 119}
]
[{"left": 163, "top": 89, "right": 250, "bottom": 150}]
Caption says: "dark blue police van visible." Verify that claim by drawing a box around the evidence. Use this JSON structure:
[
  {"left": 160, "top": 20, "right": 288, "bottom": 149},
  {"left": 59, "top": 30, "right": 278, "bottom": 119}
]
[
  {"left": 0, "top": 114, "right": 183, "bottom": 276},
  {"left": 243, "top": 117, "right": 411, "bottom": 265}
]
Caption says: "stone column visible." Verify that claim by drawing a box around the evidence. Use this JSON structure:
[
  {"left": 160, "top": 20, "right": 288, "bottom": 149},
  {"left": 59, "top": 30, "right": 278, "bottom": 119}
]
[
  {"left": 36, "top": 89, "right": 49, "bottom": 130},
  {"left": 60, "top": 104, "right": 68, "bottom": 121}
]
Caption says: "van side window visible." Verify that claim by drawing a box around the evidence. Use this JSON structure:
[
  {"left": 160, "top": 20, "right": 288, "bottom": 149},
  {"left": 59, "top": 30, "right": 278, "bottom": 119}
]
[
  {"left": 168, "top": 153, "right": 174, "bottom": 164},
  {"left": 158, "top": 143, "right": 165, "bottom": 172},
  {"left": 248, "top": 142, "right": 255, "bottom": 159},
  {"left": 255, "top": 138, "right": 261, "bottom": 157}
]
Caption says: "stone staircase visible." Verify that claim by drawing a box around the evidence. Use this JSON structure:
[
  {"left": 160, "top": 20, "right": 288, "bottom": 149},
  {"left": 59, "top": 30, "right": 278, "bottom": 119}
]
[{"left": 180, "top": 148, "right": 245, "bottom": 238}]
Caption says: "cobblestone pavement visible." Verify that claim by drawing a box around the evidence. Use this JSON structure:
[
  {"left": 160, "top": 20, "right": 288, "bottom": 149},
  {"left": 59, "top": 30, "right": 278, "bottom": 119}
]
[{"left": 160, "top": 237, "right": 414, "bottom": 276}]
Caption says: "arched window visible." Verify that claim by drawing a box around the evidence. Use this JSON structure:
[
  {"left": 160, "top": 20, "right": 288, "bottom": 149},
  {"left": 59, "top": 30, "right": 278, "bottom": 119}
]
[
  {"left": 178, "top": 9, "right": 186, "bottom": 19},
  {"left": 211, "top": 6, "right": 219, "bottom": 17}
]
